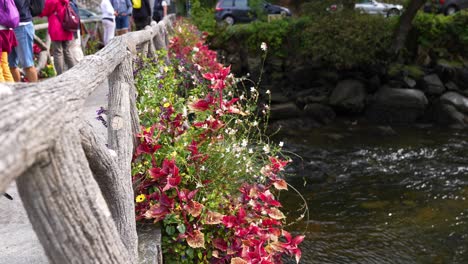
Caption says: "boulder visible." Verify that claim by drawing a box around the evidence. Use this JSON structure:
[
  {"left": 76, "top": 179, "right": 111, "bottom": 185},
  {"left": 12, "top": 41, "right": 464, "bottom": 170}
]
[
  {"left": 297, "top": 95, "right": 328, "bottom": 105},
  {"left": 432, "top": 102, "right": 467, "bottom": 128},
  {"left": 445, "top": 81, "right": 459, "bottom": 92},
  {"left": 440, "top": 92, "right": 468, "bottom": 114},
  {"left": 269, "top": 102, "right": 301, "bottom": 120},
  {"left": 329, "top": 79, "right": 367, "bottom": 113},
  {"left": 422, "top": 74, "right": 445, "bottom": 95},
  {"left": 303, "top": 103, "right": 336, "bottom": 125},
  {"left": 366, "top": 87, "right": 428, "bottom": 124}
]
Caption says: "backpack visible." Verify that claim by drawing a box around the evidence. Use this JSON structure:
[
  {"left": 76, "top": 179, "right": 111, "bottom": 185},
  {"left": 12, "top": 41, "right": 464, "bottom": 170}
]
[
  {"left": 62, "top": 1, "right": 80, "bottom": 32},
  {"left": 132, "top": 0, "right": 141, "bottom": 9},
  {"left": 0, "top": 0, "right": 20, "bottom": 28},
  {"left": 30, "top": 0, "right": 45, "bottom": 17}
]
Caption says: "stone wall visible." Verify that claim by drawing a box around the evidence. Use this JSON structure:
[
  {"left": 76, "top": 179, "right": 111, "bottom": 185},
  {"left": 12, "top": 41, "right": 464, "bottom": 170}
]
[{"left": 218, "top": 45, "right": 468, "bottom": 129}]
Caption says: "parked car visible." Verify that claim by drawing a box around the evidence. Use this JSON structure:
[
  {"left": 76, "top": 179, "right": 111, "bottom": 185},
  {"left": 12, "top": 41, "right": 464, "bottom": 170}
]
[
  {"left": 215, "top": 0, "right": 291, "bottom": 25},
  {"left": 329, "top": 0, "right": 403, "bottom": 17},
  {"left": 424, "top": 0, "right": 468, "bottom": 15}
]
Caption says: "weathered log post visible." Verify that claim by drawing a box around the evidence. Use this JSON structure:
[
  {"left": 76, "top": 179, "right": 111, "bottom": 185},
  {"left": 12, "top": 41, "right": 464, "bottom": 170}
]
[
  {"left": 108, "top": 54, "right": 140, "bottom": 262},
  {"left": 16, "top": 125, "right": 131, "bottom": 264}
]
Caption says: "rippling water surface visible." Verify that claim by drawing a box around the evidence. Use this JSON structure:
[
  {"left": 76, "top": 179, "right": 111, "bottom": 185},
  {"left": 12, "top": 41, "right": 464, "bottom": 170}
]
[{"left": 277, "top": 122, "right": 468, "bottom": 264}]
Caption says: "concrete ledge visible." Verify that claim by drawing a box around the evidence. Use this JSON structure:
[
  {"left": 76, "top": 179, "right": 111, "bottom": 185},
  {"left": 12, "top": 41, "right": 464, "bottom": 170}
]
[{"left": 137, "top": 224, "right": 163, "bottom": 264}]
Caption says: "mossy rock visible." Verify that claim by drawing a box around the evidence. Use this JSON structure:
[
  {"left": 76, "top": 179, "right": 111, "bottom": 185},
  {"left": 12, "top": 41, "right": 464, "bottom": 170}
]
[{"left": 387, "top": 63, "right": 424, "bottom": 80}]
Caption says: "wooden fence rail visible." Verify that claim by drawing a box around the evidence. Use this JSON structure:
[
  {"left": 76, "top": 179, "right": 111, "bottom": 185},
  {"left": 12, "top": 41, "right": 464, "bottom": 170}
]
[{"left": 0, "top": 14, "right": 175, "bottom": 264}]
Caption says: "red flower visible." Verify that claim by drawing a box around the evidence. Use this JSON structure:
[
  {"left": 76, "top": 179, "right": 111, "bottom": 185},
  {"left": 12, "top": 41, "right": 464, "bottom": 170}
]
[
  {"left": 282, "top": 230, "right": 305, "bottom": 264},
  {"left": 190, "top": 93, "right": 215, "bottom": 111}
]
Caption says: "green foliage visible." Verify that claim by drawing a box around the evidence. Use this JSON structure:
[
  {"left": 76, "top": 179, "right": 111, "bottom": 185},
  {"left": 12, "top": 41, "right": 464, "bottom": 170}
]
[
  {"left": 300, "top": 11, "right": 396, "bottom": 67},
  {"left": 413, "top": 10, "right": 468, "bottom": 58},
  {"left": 388, "top": 63, "right": 424, "bottom": 79},
  {"left": 189, "top": 0, "right": 217, "bottom": 35},
  {"left": 220, "top": 18, "right": 295, "bottom": 54}
]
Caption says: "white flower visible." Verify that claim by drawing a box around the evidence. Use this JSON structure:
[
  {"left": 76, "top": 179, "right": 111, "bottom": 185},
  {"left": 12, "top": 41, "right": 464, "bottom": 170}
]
[
  {"left": 193, "top": 47, "right": 199, "bottom": 52},
  {"left": 250, "top": 87, "right": 256, "bottom": 93},
  {"left": 239, "top": 94, "right": 245, "bottom": 100},
  {"left": 260, "top": 42, "right": 267, "bottom": 51},
  {"left": 178, "top": 65, "right": 184, "bottom": 72},
  {"left": 265, "top": 90, "right": 271, "bottom": 95},
  {"left": 241, "top": 139, "right": 248, "bottom": 147},
  {"left": 252, "top": 121, "right": 258, "bottom": 127},
  {"left": 279, "top": 141, "right": 284, "bottom": 147},
  {"left": 162, "top": 97, "right": 167, "bottom": 102},
  {"left": 248, "top": 148, "right": 253, "bottom": 154},
  {"left": 263, "top": 145, "right": 270, "bottom": 154}
]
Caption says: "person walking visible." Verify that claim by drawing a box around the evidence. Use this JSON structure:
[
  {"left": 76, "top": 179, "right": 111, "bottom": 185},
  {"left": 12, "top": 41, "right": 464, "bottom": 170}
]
[
  {"left": 9, "top": 0, "right": 38, "bottom": 82},
  {"left": 0, "top": 26, "right": 18, "bottom": 82},
  {"left": 111, "top": 0, "right": 132, "bottom": 36},
  {"left": 101, "top": 0, "right": 115, "bottom": 45},
  {"left": 132, "top": 0, "right": 151, "bottom": 30},
  {"left": 152, "top": 0, "right": 167, "bottom": 22},
  {"left": 40, "top": 0, "right": 77, "bottom": 75}
]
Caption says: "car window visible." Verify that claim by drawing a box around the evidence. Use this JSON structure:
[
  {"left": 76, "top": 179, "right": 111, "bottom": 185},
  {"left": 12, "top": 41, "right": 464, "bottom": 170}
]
[
  {"left": 235, "top": 0, "right": 248, "bottom": 8},
  {"left": 220, "top": 0, "right": 234, "bottom": 7}
]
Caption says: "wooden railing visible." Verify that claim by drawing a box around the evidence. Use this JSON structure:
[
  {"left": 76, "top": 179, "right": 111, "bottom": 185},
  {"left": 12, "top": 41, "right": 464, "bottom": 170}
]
[{"left": 0, "top": 14, "right": 175, "bottom": 264}]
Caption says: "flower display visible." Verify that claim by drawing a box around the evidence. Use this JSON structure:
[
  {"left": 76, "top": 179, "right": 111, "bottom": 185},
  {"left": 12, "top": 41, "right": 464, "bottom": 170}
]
[{"left": 132, "top": 18, "right": 304, "bottom": 263}]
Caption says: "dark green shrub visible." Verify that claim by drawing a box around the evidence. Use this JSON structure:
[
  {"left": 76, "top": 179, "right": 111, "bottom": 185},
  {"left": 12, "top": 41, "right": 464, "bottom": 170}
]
[
  {"left": 300, "top": 11, "right": 396, "bottom": 68},
  {"left": 413, "top": 10, "right": 468, "bottom": 58}
]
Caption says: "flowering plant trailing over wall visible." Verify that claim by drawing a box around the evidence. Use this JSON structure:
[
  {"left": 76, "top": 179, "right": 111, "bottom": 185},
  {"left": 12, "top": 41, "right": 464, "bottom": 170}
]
[{"left": 132, "top": 18, "right": 305, "bottom": 263}]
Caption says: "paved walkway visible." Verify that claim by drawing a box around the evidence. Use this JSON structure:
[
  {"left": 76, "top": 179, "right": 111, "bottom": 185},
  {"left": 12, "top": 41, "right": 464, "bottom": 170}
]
[{"left": 0, "top": 82, "right": 108, "bottom": 264}]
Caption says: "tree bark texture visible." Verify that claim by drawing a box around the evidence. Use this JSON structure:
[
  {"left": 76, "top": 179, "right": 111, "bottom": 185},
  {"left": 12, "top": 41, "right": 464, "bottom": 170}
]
[
  {"left": 108, "top": 55, "right": 139, "bottom": 262},
  {"left": 16, "top": 125, "right": 131, "bottom": 264},
  {"left": 392, "top": 0, "right": 426, "bottom": 56},
  {"left": 79, "top": 120, "right": 138, "bottom": 262}
]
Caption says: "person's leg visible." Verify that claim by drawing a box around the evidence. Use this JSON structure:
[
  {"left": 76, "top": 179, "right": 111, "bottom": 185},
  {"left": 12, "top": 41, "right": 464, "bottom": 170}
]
[
  {"left": 8, "top": 30, "right": 21, "bottom": 82},
  {"left": 0, "top": 53, "right": 5, "bottom": 82},
  {"left": 102, "top": 19, "right": 115, "bottom": 45},
  {"left": 18, "top": 23, "right": 38, "bottom": 82},
  {"left": 24, "top": 66, "right": 37, "bottom": 82},
  {"left": 63, "top": 40, "right": 77, "bottom": 71},
  {"left": 1, "top": 52, "right": 14, "bottom": 82},
  {"left": 52, "top": 41, "right": 65, "bottom": 75}
]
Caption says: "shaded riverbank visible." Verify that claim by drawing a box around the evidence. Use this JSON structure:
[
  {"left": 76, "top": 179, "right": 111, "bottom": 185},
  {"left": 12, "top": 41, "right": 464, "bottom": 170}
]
[{"left": 277, "top": 121, "right": 468, "bottom": 263}]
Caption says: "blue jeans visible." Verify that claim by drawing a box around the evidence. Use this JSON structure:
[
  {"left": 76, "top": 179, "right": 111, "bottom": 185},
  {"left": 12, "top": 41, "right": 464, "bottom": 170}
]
[{"left": 8, "top": 23, "right": 35, "bottom": 69}]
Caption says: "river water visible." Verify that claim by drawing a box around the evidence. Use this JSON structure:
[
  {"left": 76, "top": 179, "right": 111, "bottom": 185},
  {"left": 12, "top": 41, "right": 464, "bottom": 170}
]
[{"left": 277, "top": 120, "right": 468, "bottom": 264}]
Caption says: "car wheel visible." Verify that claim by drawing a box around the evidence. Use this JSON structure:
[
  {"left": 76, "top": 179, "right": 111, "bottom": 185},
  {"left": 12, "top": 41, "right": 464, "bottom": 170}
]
[
  {"left": 445, "top": 5, "right": 458, "bottom": 15},
  {"left": 223, "top": 16, "right": 235, "bottom": 25},
  {"left": 280, "top": 10, "right": 287, "bottom": 16},
  {"left": 387, "top": 8, "right": 400, "bottom": 17}
]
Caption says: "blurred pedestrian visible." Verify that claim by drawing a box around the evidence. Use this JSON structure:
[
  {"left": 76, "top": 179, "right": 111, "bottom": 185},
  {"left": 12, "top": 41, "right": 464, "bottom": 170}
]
[
  {"left": 111, "top": 0, "right": 132, "bottom": 35},
  {"left": 40, "top": 0, "right": 77, "bottom": 75},
  {"left": 0, "top": 29, "right": 18, "bottom": 82},
  {"left": 132, "top": 0, "right": 151, "bottom": 30},
  {"left": 9, "top": 0, "right": 38, "bottom": 82},
  {"left": 152, "top": 0, "right": 167, "bottom": 22},
  {"left": 101, "top": 0, "right": 115, "bottom": 45}
]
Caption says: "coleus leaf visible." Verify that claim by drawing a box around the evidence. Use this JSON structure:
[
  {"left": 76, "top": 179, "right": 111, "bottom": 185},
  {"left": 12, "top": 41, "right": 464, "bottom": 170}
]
[
  {"left": 230, "top": 257, "right": 247, "bottom": 264},
  {"left": 273, "top": 179, "right": 288, "bottom": 190},
  {"left": 186, "top": 230, "right": 205, "bottom": 248},
  {"left": 185, "top": 200, "right": 204, "bottom": 217}
]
